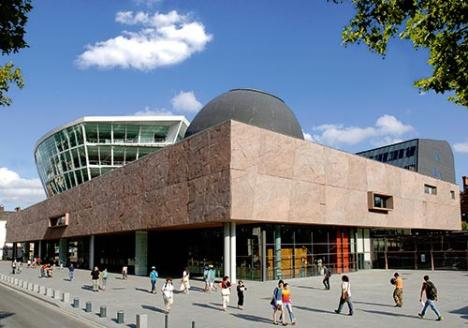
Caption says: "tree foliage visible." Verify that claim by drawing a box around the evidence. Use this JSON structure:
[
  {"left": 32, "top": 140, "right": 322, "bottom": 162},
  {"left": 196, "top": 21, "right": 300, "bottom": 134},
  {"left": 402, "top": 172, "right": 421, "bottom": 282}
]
[
  {"left": 0, "top": 0, "right": 32, "bottom": 106},
  {"left": 332, "top": 0, "right": 467, "bottom": 107}
]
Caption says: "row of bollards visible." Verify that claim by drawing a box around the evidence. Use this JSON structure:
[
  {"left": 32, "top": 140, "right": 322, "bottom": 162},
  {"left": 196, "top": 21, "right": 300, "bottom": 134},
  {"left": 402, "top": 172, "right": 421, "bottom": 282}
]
[{"left": 0, "top": 274, "right": 196, "bottom": 328}]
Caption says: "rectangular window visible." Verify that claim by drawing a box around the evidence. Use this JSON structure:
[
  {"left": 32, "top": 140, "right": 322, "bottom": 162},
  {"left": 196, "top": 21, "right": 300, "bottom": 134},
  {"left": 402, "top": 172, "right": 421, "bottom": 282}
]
[
  {"left": 49, "top": 213, "right": 69, "bottom": 228},
  {"left": 368, "top": 192, "right": 394, "bottom": 213},
  {"left": 450, "top": 191, "right": 455, "bottom": 199},
  {"left": 424, "top": 184, "right": 437, "bottom": 195}
]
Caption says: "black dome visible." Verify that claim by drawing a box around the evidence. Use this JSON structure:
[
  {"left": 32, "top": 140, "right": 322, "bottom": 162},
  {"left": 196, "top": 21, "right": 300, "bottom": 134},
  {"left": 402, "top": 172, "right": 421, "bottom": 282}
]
[{"left": 185, "top": 89, "right": 304, "bottom": 139}]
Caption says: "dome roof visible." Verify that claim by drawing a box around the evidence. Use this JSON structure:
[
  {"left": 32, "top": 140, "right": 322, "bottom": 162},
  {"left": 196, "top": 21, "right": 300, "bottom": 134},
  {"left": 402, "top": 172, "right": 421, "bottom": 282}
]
[{"left": 184, "top": 89, "right": 303, "bottom": 139}]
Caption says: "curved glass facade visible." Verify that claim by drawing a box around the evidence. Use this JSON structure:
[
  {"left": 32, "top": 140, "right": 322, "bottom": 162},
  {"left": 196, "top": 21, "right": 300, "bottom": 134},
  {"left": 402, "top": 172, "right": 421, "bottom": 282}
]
[{"left": 35, "top": 117, "right": 188, "bottom": 196}]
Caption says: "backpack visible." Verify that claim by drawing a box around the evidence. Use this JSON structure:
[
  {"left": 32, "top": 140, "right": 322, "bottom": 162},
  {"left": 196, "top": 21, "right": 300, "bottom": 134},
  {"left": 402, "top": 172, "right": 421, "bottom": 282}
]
[{"left": 426, "top": 281, "right": 437, "bottom": 300}]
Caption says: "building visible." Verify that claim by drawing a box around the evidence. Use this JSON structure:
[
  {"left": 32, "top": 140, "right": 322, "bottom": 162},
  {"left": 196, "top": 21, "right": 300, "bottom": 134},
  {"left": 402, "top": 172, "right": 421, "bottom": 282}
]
[
  {"left": 5, "top": 89, "right": 461, "bottom": 281},
  {"left": 0, "top": 205, "right": 14, "bottom": 260},
  {"left": 461, "top": 176, "right": 468, "bottom": 223},
  {"left": 35, "top": 116, "right": 189, "bottom": 196},
  {"left": 356, "top": 139, "right": 456, "bottom": 183}
]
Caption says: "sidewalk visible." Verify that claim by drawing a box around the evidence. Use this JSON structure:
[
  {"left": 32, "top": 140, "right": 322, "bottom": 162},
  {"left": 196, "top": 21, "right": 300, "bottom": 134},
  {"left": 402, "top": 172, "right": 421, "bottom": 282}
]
[{"left": 0, "top": 261, "right": 467, "bottom": 327}]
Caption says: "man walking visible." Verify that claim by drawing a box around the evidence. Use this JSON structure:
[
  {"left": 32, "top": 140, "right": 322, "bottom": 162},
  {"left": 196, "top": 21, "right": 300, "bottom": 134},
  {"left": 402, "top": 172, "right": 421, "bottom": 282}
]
[
  {"left": 392, "top": 272, "right": 403, "bottom": 307},
  {"left": 323, "top": 264, "right": 331, "bottom": 290},
  {"left": 418, "top": 275, "right": 443, "bottom": 321},
  {"left": 150, "top": 266, "right": 158, "bottom": 293},
  {"left": 91, "top": 267, "right": 100, "bottom": 292},
  {"left": 68, "top": 263, "right": 75, "bottom": 281}
]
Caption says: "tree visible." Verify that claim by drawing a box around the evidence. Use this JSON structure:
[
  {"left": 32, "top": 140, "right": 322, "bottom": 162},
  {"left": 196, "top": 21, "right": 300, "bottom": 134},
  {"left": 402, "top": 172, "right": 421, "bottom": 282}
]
[
  {"left": 332, "top": 0, "right": 467, "bottom": 107},
  {"left": 0, "top": 0, "right": 32, "bottom": 106}
]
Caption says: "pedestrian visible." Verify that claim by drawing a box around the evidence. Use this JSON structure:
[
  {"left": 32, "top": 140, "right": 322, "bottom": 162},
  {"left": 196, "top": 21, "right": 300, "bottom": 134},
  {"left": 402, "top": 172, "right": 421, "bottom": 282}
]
[
  {"left": 391, "top": 272, "right": 403, "bottom": 307},
  {"left": 11, "top": 259, "right": 17, "bottom": 274},
  {"left": 203, "top": 265, "right": 209, "bottom": 292},
  {"left": 323, "top": 264, "right": 331, "bottom": 290},
  {"left": 180, "top": 268, "right": 190, "bottom": 294},
  {"left": 122, "top": 266, "right": 128, "bottom": 280},
  {"left": 101, "top": 268, "right": 108, "bottom": 291},
  {"left": 418, "top": 275, "right": 443, "bottom": 321},
  {"left": 68, "top": 263, "right": 75, "bottom": 281},
  {"left": 220, "top": 276, "right": 232, "bottom": 311},
  {"left": 91, "top": 266, "right": 100, "bottom": 292},
  {"left": 161, "top": 278, "right": 174, "bottom": 313},
  {"left": 282, "top": 283, "right": 296, "bottom": 325},
  {"left": 207, "top": 265, "right": 216, "bottom": 291},
  {"left": 237, "top": 280, "right": 247, "bottom": 309},
  {"left": 271, "top": 280, "right": 286, "bottom": 325},
  {"left": 334, "top": 275, "right": 353, "bottom": 316},
  {"left": 150, "top": 266, "right": 158, "bottom": 293}
]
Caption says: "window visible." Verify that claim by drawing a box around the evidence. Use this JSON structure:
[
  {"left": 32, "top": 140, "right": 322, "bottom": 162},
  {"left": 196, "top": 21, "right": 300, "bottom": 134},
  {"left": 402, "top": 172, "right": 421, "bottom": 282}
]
[
  {"left": 368, "top": 192, "right": 394, "bottom": 213},
  {"left": 424, "top": 184, "right": 437, "bottom": 195},
  {"left": 435, "top": 151, "right": 441, "bottom": 162},
  {"left": 49, "top": 213, "right": 69, "bottom": 228},
  {"left": 406, "top": 146, "right": 416, "bottom": 157},
  {"left": 450, "top": 191, "right": 455, "bottom": 199}
]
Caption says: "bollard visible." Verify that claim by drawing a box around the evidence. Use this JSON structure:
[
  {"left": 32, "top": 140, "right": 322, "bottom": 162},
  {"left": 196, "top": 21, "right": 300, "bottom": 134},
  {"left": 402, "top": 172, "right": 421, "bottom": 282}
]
[
  {"left": 62, "top": 292, "right": 70, "bottom": 303},
  {"left": 116, "top": 311, "right": 124, "bottom": 324},
  {"left": 39, "top": 286, "right": 46, "bottom": 294},
  {"left": 22, "top": 281, "right": 27, "bottom": 289},
  {"left": 14, "top": 278, "right": 18, "bottom": 285},
  {"left": 46, "top": 288, "right": 54, "bottom": 297},
  {"left": 192, "top": 321, "right": 196, "bottom": 328},
  {"left": 99, "top": 305, "right": 107, "bottom": 318},
  {"left": 73, "top": 297, "right": 80, "bottom": 308},
  {"left": 165, "top": 314, "right": 169, "bottom": 328},
  {"left": 85, "top": 301, "right": 92, "bottom": 313},
  {"left": 136, "top": 314, "right": 148, "bottom": 328},
  {"left": 28, "top": 282, "right": 33, "bottom": 291},
  {"left": 54, "top": 290, "right": 61, "bottom": 300},
  {"left": 33, "top": 284, "right": 39, "bottom": 293},
  {"left": 17, "top": 279, "right": 22, "bottom": 286}
]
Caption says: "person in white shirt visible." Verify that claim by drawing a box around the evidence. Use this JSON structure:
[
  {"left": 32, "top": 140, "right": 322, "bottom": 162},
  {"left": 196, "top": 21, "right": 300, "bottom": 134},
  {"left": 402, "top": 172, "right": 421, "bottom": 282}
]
[
  {"left": 161, "top": 278, "right": 175, "bottom": 313},
  {"left": 180, "top": 269, "right": 190, "bottom": 294},
  {"left": 334, "top": 275, "right": 353, "bottom": 316}
]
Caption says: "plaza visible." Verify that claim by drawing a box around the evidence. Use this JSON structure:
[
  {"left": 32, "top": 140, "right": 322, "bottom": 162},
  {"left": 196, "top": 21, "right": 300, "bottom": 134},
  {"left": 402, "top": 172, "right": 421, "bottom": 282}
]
[{"left": 0, "top": 261, "right": 467, "bottom": 327}]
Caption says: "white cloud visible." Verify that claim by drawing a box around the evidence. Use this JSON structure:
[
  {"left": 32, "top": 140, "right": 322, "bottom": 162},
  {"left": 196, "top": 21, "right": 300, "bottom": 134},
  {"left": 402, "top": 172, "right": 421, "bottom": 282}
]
[
  {"left": 0, "top": 167, "right": 45, "bottom": 210},
  {"left": 171, "top": 91, "right": 202, "bottom": 113},
  {"left": 76, "top": 10, "right": 213, "bottom": 71},
  {"left": 134, "top": 106, "right": 174, "bottom": 116},
  {"left": 312, "top": 115, "right": 414, "bottom": 147},
  {"left": 133, "top": 0, "right": 161, "bottom": 7},
  {"left": 453, "top": 140, "right": 468, "bottom": 153}
]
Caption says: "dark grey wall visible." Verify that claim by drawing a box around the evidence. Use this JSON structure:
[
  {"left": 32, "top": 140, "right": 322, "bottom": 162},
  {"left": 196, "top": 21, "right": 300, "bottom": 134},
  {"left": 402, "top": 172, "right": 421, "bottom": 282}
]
[{"left": 417, "top": 139, "right": 455, "bottom": 184}]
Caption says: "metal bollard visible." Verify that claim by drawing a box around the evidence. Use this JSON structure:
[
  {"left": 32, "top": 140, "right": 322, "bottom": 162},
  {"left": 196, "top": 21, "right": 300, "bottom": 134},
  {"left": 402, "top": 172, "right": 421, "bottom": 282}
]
[
  {"left": 33, "top": 284, "right": 39, "bottom": 292},
  {"left": 136, "top": 314, "right": 148, "bottom": 328},
  {"left": 165, "top": 314, "right": 169, "bottom": 328},
  {"left": 39, "top": 286, "right": 46, "bottom": 294},
  {"left": 54, "top": 290, "right": 61, "bottom": 300},
  {"left": 28, "top": 282, "right": 34, "bottom": 291},
  {"left": 46, "top": 288, "right": 54, "bottom": 297},
  {"left": 192, "top": 321, "right": 196, "bottom": 328},
  {"left": 116, "top": 311, "right": 124, "bottom": 324},
  {"left": 85, "top": 301, "right": 92, "bottom": 313},
  {"left": 73, "top": 297, "right": 80, "bottom": 308},
  {"left": 99, "top": 305, "right": 107, "bottom": 318},
  {"left": 62, "top": 292, "right": 70, "bottom": 303}
]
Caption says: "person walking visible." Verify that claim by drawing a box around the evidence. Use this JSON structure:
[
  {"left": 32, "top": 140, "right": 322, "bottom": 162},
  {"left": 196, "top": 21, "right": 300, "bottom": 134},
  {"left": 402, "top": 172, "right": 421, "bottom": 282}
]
[
  {"left": 203, "top": 265, "right": 209, "bottom": 292},
  {"left": 11, "top": 259, "right": 17, "bottom": 274},
  {"left": 418, "top": 275, "right": 443, "bottom": 321},
  {"left": 121, "top": 266, "right": 128, "bottom": 280},
  {"left": 392, "top": 272, "right": 403, "bottom": 307},
  {"left": 68, "top": 263, "right": 75, "bottom": 281},
  {"left": 91, "top": 267, "right": 100, "bottom": 292},
  {"left": 161, "top": 278, "right": 174, "bottom": 313},
  {"left": 237, "top": 280, "right": 247, "bottom": 310},
  {"left": 271, "top": 280, "right": 286, "bottom": 325},
  {"left": 323, "top": 264, "right": 331, "bottom": 290},
  {"left": 282, "top": 283, "right": 296, "bottom": 325},
  {"left": 101, "top": 268, "right": 108, "bottom": 291},
  {"left": 180, "top": 268, "right": 190, "bottom": 294},
  {"left": 149, "top": 266, "right": 158, "bottom": 293},
  {"left": 334, "top": 275, "right": 353, "bottom": 316},
  {"left": 220, "top": 276, "right": 232, "bottom": 311},
  {"left": 207, "top": 265, "right": 216, "bottom": 291}
]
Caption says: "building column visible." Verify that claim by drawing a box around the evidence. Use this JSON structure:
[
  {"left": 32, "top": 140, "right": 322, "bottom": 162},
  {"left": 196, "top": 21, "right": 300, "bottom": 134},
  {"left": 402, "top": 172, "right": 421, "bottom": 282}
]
[
  {"left": 274, "top": 225, "right": 282, "bottom": 280},
  {"left": 59, "top": 239, "right": 68, "bottom": 266},
  {"left": 229, "top": 222, "right": 236, "bottom": 283},
  {"left": 261, "top": 229, "right": 267, "bottom": 281},
  {"left": 135, "top": 231, "right": 148, "bottom": 276},
  {"left": 38, "top": 240, "right": 43, "bottom": 260},
  {"left": 12, "top": 242, "right": 17, "bottom": 260},
  {"left": 89, "top": 235, "right": 95, "bottom": 270},
  {"left": 223, "top": 223, "right": 230, "bottom": 278}
]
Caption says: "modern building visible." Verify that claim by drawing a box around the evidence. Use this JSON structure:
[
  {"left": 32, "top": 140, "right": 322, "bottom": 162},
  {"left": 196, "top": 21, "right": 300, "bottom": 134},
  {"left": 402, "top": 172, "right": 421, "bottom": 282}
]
[
  {"left": 356, "top": 139, "right": 456, "bottom": 183},
  {"left": 35, "top": 116, "right": 189, "bottom": 196},
  {"left": 0, "top": 205, "right": 14, "bottom": 260},
  {"left": 461, "top": 176, "right": 468, "bottom": 223},
  {"left": 6, "top": 89, "right": 461, "bottom": 282}
]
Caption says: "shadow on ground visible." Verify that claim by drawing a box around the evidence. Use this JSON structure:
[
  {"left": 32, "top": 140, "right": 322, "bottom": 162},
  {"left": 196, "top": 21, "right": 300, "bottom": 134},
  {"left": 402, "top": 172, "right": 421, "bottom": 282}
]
[{"left": 141, "top": 305, "right": 166, "bottom": 314}]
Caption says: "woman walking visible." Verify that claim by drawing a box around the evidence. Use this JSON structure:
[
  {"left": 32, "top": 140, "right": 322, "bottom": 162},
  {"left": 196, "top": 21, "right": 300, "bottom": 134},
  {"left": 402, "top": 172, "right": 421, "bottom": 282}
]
[
  {"left": 101, "top": 268, "right": 108, "bottom": 291},
  {"left": 220, "top": 276, "right": 232, "bottom": 311},
  {"left": 334, "top": 275, "right": 353, "bottom": 316},
  {"left": 161, "top": 278, "right": 174, "bottom": 313},
  {"left": 237, "top": 280, "right": 247, "bottom": 310},
  {"left": 271, "top": 280, "right": 286, "bottom": 325},
  {"left": 180, "top": 268, "right": 190, "bottom": 294},
  {"left": 282, "top": 283, "right": 296, "bottom": 325}
]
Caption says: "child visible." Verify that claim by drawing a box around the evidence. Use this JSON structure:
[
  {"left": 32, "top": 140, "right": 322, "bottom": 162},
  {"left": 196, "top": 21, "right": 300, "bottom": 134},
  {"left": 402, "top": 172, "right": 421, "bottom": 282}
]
[{"left": 237, "top": 280, "right": 247, "bottom": 310}]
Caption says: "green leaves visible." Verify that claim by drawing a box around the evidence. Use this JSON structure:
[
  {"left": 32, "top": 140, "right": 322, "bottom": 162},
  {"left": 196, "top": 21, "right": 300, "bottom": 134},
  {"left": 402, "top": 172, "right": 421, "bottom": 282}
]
[
  {"left": 334, "top": 0, "right": 467, "bottom": 107},
  {"left": 0, "top": 62, "right": 24, "bottom": 106}
]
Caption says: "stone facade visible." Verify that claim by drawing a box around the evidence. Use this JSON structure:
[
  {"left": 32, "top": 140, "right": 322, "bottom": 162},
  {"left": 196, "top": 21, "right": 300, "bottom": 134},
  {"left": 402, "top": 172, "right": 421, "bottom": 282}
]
[{"left": 6, "top": 120, "right": 461, "bottom": 243}]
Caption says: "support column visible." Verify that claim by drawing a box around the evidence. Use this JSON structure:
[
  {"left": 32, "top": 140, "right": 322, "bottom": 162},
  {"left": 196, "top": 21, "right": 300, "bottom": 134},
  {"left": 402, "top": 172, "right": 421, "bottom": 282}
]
[
  {"left": 12, "top": 242, "right": 17, "bottom": 260},
  {"left": 223, "top": 223, "right": 230, "bottom": 278},
  {"left": 229, "top": 222, "right": 236, "bottom": 283},
  {"left": 261, "top": 229, "right": 267, "bottom": 281},
  {"left": 384, "top": 238, "right": 388, "bottom": 270},
  {"left": 38, "top": 240, "right": 42, "bottom": 260},
  {"left": 89, "top": 235, "right": 95, "bottom": 270},
  {"left": 274, "top": 226, "right": 281, "bottom": 280},
  {"left": 135, "top": 231, "right": 148, "bottom": 276},
  {"left": 59, "top": 239, "right": 68, "bottom": 266}
]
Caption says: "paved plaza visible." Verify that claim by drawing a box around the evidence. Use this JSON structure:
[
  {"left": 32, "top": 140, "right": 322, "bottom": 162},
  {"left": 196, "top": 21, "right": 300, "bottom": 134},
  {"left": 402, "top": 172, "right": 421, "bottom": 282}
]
[{"left": 0, "top": 261, "right": 467, "bottom": 328}]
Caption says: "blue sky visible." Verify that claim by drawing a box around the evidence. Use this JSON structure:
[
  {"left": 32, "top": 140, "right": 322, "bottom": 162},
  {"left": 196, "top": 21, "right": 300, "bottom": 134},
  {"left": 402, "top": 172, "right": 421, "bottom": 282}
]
[{"left": 0, "top": 0, "right": 466, "bottom": 210}]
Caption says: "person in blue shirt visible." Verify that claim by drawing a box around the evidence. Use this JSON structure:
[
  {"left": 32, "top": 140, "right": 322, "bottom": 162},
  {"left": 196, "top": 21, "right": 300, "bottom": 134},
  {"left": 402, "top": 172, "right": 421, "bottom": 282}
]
[{"left": 150, "top": 266, "right": 158, "bottom": 294}]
